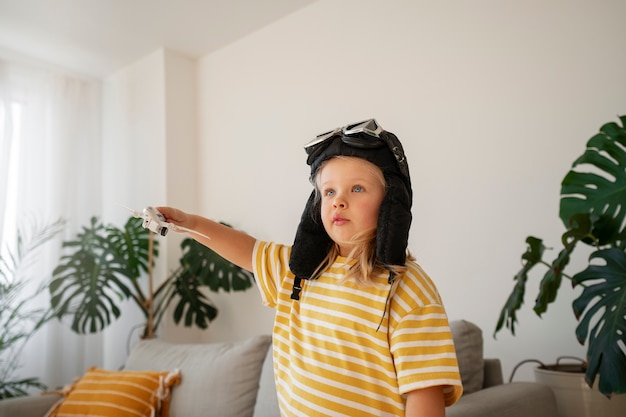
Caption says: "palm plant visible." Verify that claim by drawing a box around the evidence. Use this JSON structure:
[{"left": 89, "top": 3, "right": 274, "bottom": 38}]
[
  {"left": 494, "top": 116, "right": 626, "bottom": 397},
  {"left": 0, "top": 219, "right": 64, "bottom": 398},
  {"left": 49, "top": 216, "right": 254, "bottom": 339}
]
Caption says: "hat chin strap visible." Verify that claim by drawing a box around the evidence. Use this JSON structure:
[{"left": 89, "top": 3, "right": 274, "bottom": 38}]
[{"left": 291, "top": 276, "right": 304, "bottom": 300}]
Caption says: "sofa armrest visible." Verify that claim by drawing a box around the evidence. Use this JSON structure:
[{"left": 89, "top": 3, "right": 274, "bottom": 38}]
[
  {"left": 446, "top": 382, "right": 558, "bottom": 417},
  {"left": 0, "top": 394, "right": 61, "bottom": 417},
  {"left": 483, "top": 358, "right": 504, "bottom": 388}
]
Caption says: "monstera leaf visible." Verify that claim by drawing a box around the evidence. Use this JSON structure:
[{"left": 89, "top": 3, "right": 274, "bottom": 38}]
[
  {"left": 573, "top": 248, "right": 626, "bottom": 396},
  {"left": 106, "top": 218, "right": 154, "bottom": 280},
  {"left": 495, "top": 116, "right": 626, "bottom": 397},
  {"left": 179, "top": 236, "right": 254, "bottom": 292},
  {"left": 560, "top": 116, "right": 626, "bottom": 246},
  {"left": 49, "top": 217, "right": 154, "bottom": 334},
  {"left": 165, "top": 235, "right": 255, "bottom": 329},
  {"left": 170, "top": 273, "right": 218, "bottom": 329}
]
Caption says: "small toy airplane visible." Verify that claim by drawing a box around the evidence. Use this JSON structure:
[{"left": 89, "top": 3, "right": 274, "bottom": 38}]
[{"left": 126, "top": 206, "right": 211, "bottom": 240}]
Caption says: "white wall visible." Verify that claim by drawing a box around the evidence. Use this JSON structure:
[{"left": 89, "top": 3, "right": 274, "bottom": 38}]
[
  {"left": 189, "top": 0, "right": 626, "bottom": 382},
  {"left": 102, "top": 48, "right": 199, "bottom": 367}
]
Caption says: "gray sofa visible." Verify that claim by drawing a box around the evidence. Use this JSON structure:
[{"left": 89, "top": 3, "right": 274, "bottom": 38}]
[{"left": 0, "top": 320, "right": 558, "bottom": 417}]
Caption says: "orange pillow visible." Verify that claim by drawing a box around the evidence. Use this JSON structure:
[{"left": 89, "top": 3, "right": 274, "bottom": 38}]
[{"left": 45, "top": 367, "right": 181, "bottom": 417}]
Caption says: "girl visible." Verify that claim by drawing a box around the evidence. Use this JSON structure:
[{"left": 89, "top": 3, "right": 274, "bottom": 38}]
[{"left": 157, "top": 119, "right": 462, "bottom": 416}]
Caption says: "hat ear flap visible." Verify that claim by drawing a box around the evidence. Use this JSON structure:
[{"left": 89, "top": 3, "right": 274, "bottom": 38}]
[
  {"left": 376, "top": 175, "right": 412, "bottom": 267},
  {"left": 289, "top": 191, "right": 333, "bottom": 279}
]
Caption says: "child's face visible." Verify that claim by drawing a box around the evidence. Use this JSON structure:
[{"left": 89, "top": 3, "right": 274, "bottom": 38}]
[{"left": 317, "top": 157, "right": 385, "bottom": 257}]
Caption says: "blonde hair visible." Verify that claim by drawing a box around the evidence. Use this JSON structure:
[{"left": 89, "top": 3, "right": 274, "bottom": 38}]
[{"left": 311, "top": 156, "right": 412, "bottom": 284}]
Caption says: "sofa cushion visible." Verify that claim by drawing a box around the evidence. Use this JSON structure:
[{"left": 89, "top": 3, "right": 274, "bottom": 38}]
[
  {"left": 449, "top": 320, "right": 484, "bottom": 394},
  {"left": 125, "top": 335, "right": 272, "bottom": 417},
  {"left": 0, "top": 393, "right": 61, "bottom": 417},
  {"left": 45, "top": 367, "right": 180, "bottom": 417},
  {"left": 446, "top": 382, "right": 559, "bottom": 417}
]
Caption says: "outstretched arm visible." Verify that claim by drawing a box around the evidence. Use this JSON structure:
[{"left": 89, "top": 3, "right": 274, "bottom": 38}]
[{"left": 157, "top": 207, "right": 257, "bottom": 272}]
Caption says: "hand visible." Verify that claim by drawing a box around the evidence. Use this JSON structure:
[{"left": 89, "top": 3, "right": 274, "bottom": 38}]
[{"left": 156, "top": 207, "right": 192, "bottom": 230}]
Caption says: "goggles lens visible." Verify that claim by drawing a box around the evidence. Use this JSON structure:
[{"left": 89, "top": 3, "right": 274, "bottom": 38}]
[{"left": 305, "top": 119, "right": 384, "bottom": 156}]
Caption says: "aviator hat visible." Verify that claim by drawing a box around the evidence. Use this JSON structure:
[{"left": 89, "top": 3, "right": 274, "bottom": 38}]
[{"left": 289, "top": 119, "right": 412, "bottom": 300}]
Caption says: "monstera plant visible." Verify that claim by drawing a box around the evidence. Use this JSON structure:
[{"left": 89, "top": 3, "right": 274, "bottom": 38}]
[
  {"left": 49, "top": 216, "right": 254, "bottom": 339},
  {"left": 494, "top": 116, "right": 626, "bottom": 397}
]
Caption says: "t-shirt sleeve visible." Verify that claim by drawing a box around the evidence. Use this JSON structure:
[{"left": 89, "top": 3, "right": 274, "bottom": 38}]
[
  {"left": 391, "top": 305, "right": 463, "bottom": 406},
  {"left": 389, "top": 264, "right": 464, "bottom": 406},
  {"left": 252, "top": 241, "right": 291, "bottom": 308}
]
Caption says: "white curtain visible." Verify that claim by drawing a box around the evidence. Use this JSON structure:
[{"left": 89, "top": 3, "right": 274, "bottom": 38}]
[{"left": 0, "top": 57, "right": 103, "bottom": 391}]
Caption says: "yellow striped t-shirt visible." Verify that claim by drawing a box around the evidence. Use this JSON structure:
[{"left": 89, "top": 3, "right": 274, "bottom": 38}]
[{"left": 253, "top": 241, "right": 463, "bottom": 416}]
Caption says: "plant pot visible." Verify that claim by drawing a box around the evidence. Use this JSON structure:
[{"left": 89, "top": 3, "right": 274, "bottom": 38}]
[{"left": 534, "top": 364, "right": 626, "bottom": 417}]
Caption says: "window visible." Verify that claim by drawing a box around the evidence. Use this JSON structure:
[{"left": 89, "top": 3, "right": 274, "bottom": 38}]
[{"left": 0, "top": 100, "right": 22, "bottom": 277}]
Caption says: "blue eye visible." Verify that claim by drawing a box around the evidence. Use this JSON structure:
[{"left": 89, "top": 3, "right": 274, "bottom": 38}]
[
  {"left": 324, "top": 189, "right": 335, "bottom": 197},
  {"left": 353, "top": 185, "right": 364, "bottom": 192}
]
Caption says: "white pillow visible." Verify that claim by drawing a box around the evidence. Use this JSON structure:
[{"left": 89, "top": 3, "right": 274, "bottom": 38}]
[{"left": 125, "top": 335, "right": 272, "bottom": 417}]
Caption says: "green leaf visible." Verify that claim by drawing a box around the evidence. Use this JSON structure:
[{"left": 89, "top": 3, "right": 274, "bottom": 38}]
[
  {"left": 560, "top": 119, "right": 626, "bottom": 248},
  {"left": 533, "top": 247, "right": 571, "bottom": 316},
  {"left": 49, "top": 217, "right": 152, "bottom": 334},
  {"left": 170, "top": 277, "right": 217, "bottom": 329},
  {"left": 0, "top": 377, "right": 47, "bottom": 399},
  {"left": 178, "top": 236, "right": 254, "bottom": 293},
  {"left": 494, "top": 236, "right": 545, "bottom": 337},
  {"left": 162, "top": 234, "right": 254, "bottom": 330},
  {"left": 561, "top": 212, "right": 597, "bottom": 247},
  {"left": 532, "top": 213, "right": 597, "bottom": 316},
  {"left": 572, "top": 248, "right": 626, "bottom": 397},
  {"left": 106, "top": 217, "right": 156, "bottom": 280}
]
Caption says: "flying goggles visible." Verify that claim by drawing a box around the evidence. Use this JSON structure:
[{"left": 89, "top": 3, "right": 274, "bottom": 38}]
[{"left": 304, "top": 119, "right": 409, "bottom": 180}]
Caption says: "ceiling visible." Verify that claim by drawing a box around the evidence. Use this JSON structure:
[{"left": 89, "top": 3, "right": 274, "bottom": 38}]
[{"left": 0, "top": 0, "right": 317, "bottom": 79}]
